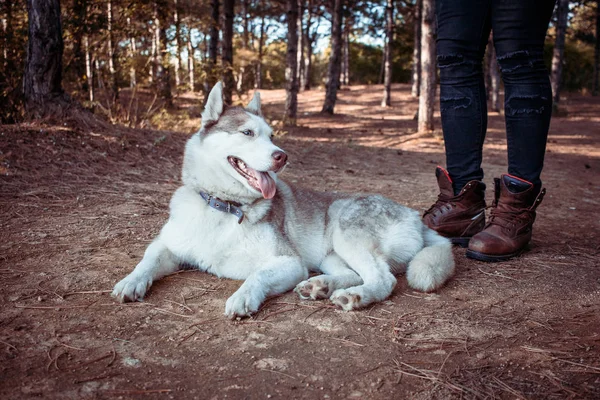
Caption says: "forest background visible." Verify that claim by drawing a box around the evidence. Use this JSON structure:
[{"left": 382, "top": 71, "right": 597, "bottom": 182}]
[{"left": 1, "top": 0, "right": 599, "bottom": 128}]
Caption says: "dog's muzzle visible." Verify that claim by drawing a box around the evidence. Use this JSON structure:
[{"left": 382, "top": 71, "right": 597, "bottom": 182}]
[{"left": 272, "top": 151, "right": 288, "bottom": 173}]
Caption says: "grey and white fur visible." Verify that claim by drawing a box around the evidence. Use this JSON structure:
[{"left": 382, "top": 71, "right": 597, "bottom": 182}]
[{"left": 112, "top": 82, "right": 455, "bottom": 318}]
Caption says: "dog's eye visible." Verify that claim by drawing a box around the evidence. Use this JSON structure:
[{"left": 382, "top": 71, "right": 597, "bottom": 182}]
[{"left": 241, "top": 129, "right": 254, "bottom": 137}]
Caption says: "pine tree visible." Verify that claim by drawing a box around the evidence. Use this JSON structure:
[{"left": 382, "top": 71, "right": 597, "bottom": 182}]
[
  {"left": 285, "top": 0, "right": 299, "bottom": 125},
  {"left": 381, "top": 0, "right": 393, "bottom": 107},
  {"left": 321, "top": 0, "right": 344, "bottom": 114},
  {"left": 418, "top": 0, "right": 436, "bottom": 133}
]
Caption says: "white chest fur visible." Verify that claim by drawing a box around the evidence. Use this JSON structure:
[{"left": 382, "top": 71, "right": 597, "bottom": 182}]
[{"left": 159, "top": 187, "right": 279, "bottom": 280}]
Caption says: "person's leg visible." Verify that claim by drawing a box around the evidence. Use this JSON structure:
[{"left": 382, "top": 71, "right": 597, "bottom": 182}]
[
  {"left": 436, "top": 0, "right": 492, "bottom": 194},
  {"left": 491, "top": 0, "right": 556, "bottom": 192},
  {"left": 466, "top": 0, "right": 555, "bottom": 262},
  {"left": 423, "top": 1, "right": 492, "bottom": 246}
]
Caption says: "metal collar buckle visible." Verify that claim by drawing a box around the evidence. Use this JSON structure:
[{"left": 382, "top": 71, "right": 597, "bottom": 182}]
[{"left": 199, "top": 191, "right": 244, "bottom": 224}]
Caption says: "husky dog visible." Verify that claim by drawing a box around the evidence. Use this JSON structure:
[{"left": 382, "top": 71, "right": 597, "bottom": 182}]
[{"left": 112, "top": 82, "right": 455, "bottom": 318}]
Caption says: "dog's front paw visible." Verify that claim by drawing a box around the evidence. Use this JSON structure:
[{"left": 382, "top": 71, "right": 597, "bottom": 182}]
[
  {"left": 294, "top": 277, "right": 331, "bottom": 300},
  {"left": 330, "top": 289, "right": 363, "bottom": 311},
  {"left": 225, "top": 288, "right": 263, "bottom": 319},
  {"left": 111, "top": 273, "right": 153, "bottom": 303}
]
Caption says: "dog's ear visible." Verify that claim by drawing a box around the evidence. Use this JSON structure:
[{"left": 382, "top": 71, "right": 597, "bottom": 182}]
[
  {"left": 246, "top": 92, "right": 262, "bottom": 117},
  {"left": 202, "top": 82, "right": 224, "bottom": 126}
]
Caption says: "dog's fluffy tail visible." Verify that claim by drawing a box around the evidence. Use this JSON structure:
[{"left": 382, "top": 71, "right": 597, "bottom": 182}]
[{"left": 406, "top": 226, "right": 455, "bottom": 292}]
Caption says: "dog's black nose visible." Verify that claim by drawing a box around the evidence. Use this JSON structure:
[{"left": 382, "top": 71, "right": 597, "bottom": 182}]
[
  {"left": 272, "top": 151, "right": 288, "bottom": 171},
  {"left": 272, "top": 151, "right": 287, "bottom": 162}
]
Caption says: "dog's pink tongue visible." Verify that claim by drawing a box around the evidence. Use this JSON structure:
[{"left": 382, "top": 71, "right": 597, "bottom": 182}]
[{"left": 257, "top": 171, "right": 276, "bottom": 199}]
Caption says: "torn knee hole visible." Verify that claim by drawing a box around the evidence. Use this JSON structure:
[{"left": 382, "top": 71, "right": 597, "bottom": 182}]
[
  {"left": 506, "top": 95, "right": 548, "bottom": 115},
  {"left": 497, "top": 50, "right": 530, "bottom": 61},
  {"left": 440, "top": 96, "right": 472, "bottom": 111},
  {"left": 437, "top": 54, "right": 466, "bottom": 68},
  {"left": 497, "top": 50, "right": 535, "bottom": 73}
]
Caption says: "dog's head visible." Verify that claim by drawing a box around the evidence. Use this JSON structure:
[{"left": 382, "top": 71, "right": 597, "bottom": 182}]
[{"left": 182, "top": 82, "right": 287, "bottom": 201}]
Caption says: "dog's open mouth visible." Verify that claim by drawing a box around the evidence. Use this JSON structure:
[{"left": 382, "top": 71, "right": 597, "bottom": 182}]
[{"left": 228, "top": 156, "right": 276, "bottom": 199}]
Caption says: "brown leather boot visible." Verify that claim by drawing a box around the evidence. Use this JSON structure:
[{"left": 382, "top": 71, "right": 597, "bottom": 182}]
[
  {"left": 423, "top": 166, "right": 487, "bottom": 247},
  {"left": 466, "top": 175, "right": 546, "bottom": 262}
]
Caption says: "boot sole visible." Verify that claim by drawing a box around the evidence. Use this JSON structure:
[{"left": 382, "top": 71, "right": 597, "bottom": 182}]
[
  {"left": 465, "top": 248, "right": 524, "bottom": 262},
  {"left": 450, "top": 237, "right": 471, "bottom": 248}
]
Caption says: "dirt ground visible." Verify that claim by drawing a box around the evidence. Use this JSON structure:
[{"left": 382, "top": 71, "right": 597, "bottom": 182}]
[{"left": 1, "top": 84, "right": 599, "bottom": 399}]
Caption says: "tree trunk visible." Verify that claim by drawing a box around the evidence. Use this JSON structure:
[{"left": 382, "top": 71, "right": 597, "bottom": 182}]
[
  {"left": 153, "top": 4, "right": 161, "bottom": 86},
  {"left": 285, "top": 0, "right": 299, "bottom": 125},
  {"left": 381, "top": 0, "right": 393, "bottom": 107},
  {"left": 127, "top": 16, "right": 137, "bottom": 87},
  {"left": 488, "top": 36, "right": 500, "bottom": 112},
  {"left": 188, "top": 24, "right": 195, "bottom": 91},
  {"left": 304, "top": 39, "right": 313, "bottom": 90},
  {"left": 303, "top": 0, "right": 315, "bottom": 90},
  {"left": 222, "top": 0, "right": 234, "bottom": 105},
  {"left": 149, "top": 23, "right": 156, "bottom": 83},
  {"left": 23, "top": 0, "right": 69, "bottom": 116},
  {"left": 255, "top": 12, "right": 265, "bottom": 89},
  {"left": 379, "top": 41, "right": 386, "bottom": 84},
  {"left": 72, "top": 0, "right": 87, "bottom": 92},
  {"left": 204, "top": 34, "right": 209, "bottom": 60},
  {"left": 321, "top": 0, "right": 343, "bottom": 114},
  {"left": 418, "top": 0, "right": 436, "bottom": 133},
  {"left": 84, "top": 35, "right": 94, "bottom": 102},
  {"left": 107, "top": 0, "right": 118, "bottom": 101},
  {"left": 174, "top": 0, "right": 182, "bottom": 88},
  {"left": 411, "top": 0, "right": 421, "bottom": 97},
  {"left": 1, "top": 2, "right": 9, "bottom": 68},
  {"left": 159, "top": 25, "right": 173, "bottom": 108},
  {"left": 341, "top": 16, "right": 350, "bottom": 86},
  {"left": 95, "top": 58, "right": 104, "bottom": 90},
  {"left": 297, "top": 0, "right": 305, "bottom": 90},
  {"left": 593, "top": 0, "right": 599, "bottom": 95},
  {"left": 242, "top": 0, "right": 250, "bottom": 46},
  {"left": 205, "top": 0, "right": 219, "bottom": 103},
  {"left": 238, "top": 0, "right": 250, "bottom": 92},
  {"left": 154, "top": 4, "right": 173, "bottom": 108},
  {"left": 550, "top": 0, "right": 569, "bottom": 110}
]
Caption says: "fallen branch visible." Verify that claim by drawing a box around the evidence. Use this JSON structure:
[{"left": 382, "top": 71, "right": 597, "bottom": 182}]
[{"left": 0, "top": 340, "right": 17, "bottom": 351}]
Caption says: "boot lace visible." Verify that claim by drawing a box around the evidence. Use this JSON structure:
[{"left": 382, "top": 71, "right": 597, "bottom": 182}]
[
  {"left": 485, "top": 186, "right": 545, "bottom": 230},
  {"left": 486, "top": 203, "right": 530, "bottom": 230},
  {"left": 424, "top": 193, "right": 458, "bottom": 216}
]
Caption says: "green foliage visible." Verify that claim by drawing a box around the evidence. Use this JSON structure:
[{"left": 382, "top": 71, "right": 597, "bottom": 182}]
[
  {"left": 544, "top": 39, "right": 596, "bottom": 93},
  {"left": 349, "top": 42, "right": 383, "bottom": 84},
  {"left": 390, "top": 14, "right": 415, "bottom": 84},
  {"left": 311, "top": 53, "right": 330, "bottom": 88},
  {"left": 542, "top": 0, "right": 599, "bottom": 94},
  {"left": 347, "top": 10, "right": 415, "bottom": 86},
  {"left": 561, "top": 41, "right": 596, "bottom": 93},
  {"left": 261, "top": 40, "right": 287, "bottom": 89}
]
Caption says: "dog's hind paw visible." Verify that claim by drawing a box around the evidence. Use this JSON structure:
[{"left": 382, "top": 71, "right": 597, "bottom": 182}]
[
  {"left": 294, "top": 278, "right": 331, "bottom": 300},
  {"left": 111, "top": 273, "right": 153, "bottom": 303},
  {"left": 225, "top": 288, "right": 262, "bottom": 319},
  {"left": 330, "top": 289, "right": 363, "bottom": 311}
]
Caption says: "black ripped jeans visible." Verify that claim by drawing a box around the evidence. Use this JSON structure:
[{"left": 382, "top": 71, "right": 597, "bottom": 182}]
[{"left": 436, "top": 0, "right": 556, "bottom": 194}]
